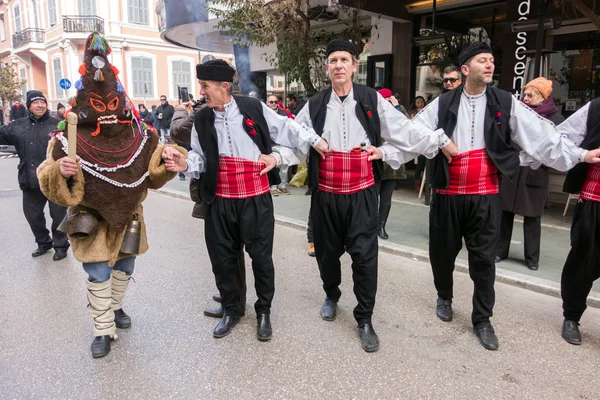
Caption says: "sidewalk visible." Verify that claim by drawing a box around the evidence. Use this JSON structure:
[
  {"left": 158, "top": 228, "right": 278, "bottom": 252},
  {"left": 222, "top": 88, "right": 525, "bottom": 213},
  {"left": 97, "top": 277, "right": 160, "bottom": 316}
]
[{"left": 160, "top": 176, "right": 600, "bottom": 304}]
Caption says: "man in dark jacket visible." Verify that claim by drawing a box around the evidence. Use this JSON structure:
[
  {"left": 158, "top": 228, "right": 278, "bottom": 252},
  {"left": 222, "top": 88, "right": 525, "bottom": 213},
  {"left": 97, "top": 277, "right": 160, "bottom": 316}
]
[
  {"left": 156, "top": 95, "right": 175, "bottom": 144},
  {"left": 9, "top": 99, "right": 27, "bottom": 122},
  {"left": 0, "top": 90, "right": 69, "bottom": 260},
  {"left": 56, "top": 103, "right": 66, "bottom": 121}
]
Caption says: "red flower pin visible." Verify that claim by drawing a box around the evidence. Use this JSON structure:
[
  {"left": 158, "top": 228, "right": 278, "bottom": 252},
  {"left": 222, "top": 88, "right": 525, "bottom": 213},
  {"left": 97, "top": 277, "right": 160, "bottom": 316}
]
[
  {"left": 245, "top": 119, "right": 257, "bottom": 136},
  {"left": 365, "top": 104, "right": 373, "bottom": 118}
]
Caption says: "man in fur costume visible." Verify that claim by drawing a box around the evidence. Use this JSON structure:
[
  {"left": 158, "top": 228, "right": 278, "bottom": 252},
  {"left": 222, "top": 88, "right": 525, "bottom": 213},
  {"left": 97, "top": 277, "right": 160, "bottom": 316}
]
[{"left": 37, "top": 33, "right": 186, "bottom": 358}]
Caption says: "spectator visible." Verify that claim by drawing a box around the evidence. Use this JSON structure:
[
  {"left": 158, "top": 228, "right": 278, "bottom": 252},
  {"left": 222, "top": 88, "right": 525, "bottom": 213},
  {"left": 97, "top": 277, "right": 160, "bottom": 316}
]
[
  {"left": 150, "top": 104, "right": 160, "bottom": 131},
  {"left": 0, "top": 90, "right": 69, "bottom": 260},
  {"left": 265, "top": 94, "right": 291, "bottom": 196},
  {"left": 0, "top": 105, "right": 4, "bottom": 126},
  {"left": 9, "top": 99, "right": 27, "bottom": 122},
  {"left": 442, "top": 65, "right": 462, "bottom": 93},
  {"left": 410, "top": 96, "right": 426, "bottom": 116},
  {"left": 137, "top": 104, "right": 154, "bottom": 126},
  {"left": 411, "top": 96, "right": 428, "bottom": 199},
  {"left": 286, "top": 93, "right": 306, "bottom": 116},
  {"left": 496, "top": 77, "right": 564, "bottom": 271},
  {"left": 56, "top": 103, "right": 66, "bottom": 121},
  {"left": 156, "top": 95, "right": 175, "bottom": 144}
]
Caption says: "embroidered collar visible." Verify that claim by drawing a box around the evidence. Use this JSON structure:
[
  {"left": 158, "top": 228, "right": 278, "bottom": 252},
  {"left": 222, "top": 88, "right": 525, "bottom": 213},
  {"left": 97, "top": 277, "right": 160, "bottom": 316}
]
[
  {"left": 213, "top": 98, "right": 235, "bottom": 116},
  {"left": 462, "top": 88, "right": 486, "bottom": 101}
]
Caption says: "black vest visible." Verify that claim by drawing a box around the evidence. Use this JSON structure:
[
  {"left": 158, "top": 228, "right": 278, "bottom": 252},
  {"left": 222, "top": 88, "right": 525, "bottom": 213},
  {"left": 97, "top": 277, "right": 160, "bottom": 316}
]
[
  {"left": 307, "top": 83, "right": 383, "bottom": 191},
  {"left": 193, "top": 95, "right": 280, "bottom": 204},
  {"left": 563, "top": 98, "right": 600, "bottom": 194},
  {"left": 431, "top": 85, "right": 519, "bottom": 189}
]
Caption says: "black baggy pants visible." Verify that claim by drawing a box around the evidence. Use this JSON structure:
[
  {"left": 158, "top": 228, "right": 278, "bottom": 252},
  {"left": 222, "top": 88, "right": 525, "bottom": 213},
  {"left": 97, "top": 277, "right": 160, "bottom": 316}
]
[
  {"left": 312, "top": 186, "right": 379, "bottom": 324},
  {"left": 22, "top": 188, "right": 69, "bottom": 250},
  {"left": 561, "top": 200, "right": 600, "bottom": 322},
  {"left": 429, "top": 193, "right": 502, "bottom": 327},
  {"left": 496, "top": 211, "right": 541, "bottom": 267},
  {"left": 205, "top": 193, "right": 275, "bottom": 318}
]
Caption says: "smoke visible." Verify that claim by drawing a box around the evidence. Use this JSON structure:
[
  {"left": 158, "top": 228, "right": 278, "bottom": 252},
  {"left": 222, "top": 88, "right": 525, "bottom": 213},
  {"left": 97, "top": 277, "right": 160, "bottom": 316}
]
[{"left": 233, "top": 44, "right": 260, "bottom": 98}]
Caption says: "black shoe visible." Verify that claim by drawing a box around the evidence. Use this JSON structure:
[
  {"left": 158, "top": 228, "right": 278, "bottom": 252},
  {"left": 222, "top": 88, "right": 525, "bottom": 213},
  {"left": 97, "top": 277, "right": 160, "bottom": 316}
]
[
  {"left": 91, "top": 335, "right": 112, "bottom": 358},
  {"left": 257, "top": 313, "right": 272, "bottom": 341},
  {"left": 213, "top": 314, "right": 239, "bottom": 338},
  {"left": 494, "top": 256, "right": 505, "bottom": 263},
  {"left": 436, "top": 297, "right": 453, "bottom": 322},
  {"left": 527, "top": 263, "right": 539, "bottom": 271},
  {"left": 32, "top": 246, "right": 51, "bottom": 257},
  {"left": 212, "top": 294, "right": 222, "bottom": 303},
  {"left": 53, "top": 248, "right": 68, "bottom": 261},
  {"left": 474, "top": 324, "right": 499, "bottom": 351},
  {"left": 562, "top": 320, "right": 582, "bottom": 345},
  {"left": 377, "top": 226, "right": 388, "bottom": 240},
  {"left": 358, "top": 322, "right": 380, "bottom": 352},
  {"left": 114, "top": 308, "right": 131, "bottom": 329},
  {"left": 305, "top": 189, "right": 312, "bottom": 196},
  {"left": 320, "top": 298, "right": 338, "bottom": 321},
  {"left": 204, "top": 305, "right": 224, "bottom": 318}
]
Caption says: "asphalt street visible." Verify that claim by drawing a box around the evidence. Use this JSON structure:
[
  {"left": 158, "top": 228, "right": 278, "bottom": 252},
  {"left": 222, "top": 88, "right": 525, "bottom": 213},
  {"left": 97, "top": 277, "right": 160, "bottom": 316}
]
[{"left": 1, "top": 157, "right": 600, "bottom": 399}]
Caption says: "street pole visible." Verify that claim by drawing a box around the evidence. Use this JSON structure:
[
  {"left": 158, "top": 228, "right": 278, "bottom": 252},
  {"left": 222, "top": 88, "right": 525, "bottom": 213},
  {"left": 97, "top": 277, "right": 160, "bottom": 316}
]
[{"left": 533, "top": 0, "right": 546, "bottom": 78}]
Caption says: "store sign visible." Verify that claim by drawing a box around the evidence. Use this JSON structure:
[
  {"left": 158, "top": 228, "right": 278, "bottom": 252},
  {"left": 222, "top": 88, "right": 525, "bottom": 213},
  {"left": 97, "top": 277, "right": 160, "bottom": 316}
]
[{"left": 512, "top": 0, "right": 531, "bottom": 96}]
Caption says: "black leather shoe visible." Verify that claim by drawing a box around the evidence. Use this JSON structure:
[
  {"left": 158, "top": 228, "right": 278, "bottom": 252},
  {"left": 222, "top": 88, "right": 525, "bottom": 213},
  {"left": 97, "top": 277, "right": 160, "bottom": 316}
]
[
  {"left": 213, "top": 314, "right": 239, "bottom": 338},
  {"left": 204, "top": 305, "right": 224, "bottom": 318},
  {"left": 32, "top": 246, "right": 51, "bottom": 257},
  {"left": 494, "top": 256, "right": 505, "bottom": 263},
  {"left": 114, "top": 308, "right": 131, "bottom": 329},
  {"left": 320, "top": 298, "right": 338, "bottom": 321},
  {"left": 91, "top": 335, "right": 112, "bottom": 358},
  {"left": 527, "top": 263, "right": 539, "bottom": 271},
  {"left": 53, "top": 248, "right": 68, "bottom": 261},
  {"left": 436, "top": 297, "right": 453, "bottom": 322},
  {"left": 212, "top": 294, "right": 222, "bottom": 303},
  {"left": 256, "top": 313, "right": 272, "bottom": 341},
  {"left": 562, "top": 320, "right": 582, "bottom": 345},
  {"left": 474, "top": 324, "right": 499, "bottom": 351},
  {"left": 377, "top": 226, "right": 388, "bottom": 240},
  {"left": 358, "top": 322, "right": 380, "bottom": 352}
]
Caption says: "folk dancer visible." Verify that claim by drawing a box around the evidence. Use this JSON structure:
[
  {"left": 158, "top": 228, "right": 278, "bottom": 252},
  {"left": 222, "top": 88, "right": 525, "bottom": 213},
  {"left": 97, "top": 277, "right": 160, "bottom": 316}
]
[{"left": 413, "top": 42, "right": 600, "bottom": 351}]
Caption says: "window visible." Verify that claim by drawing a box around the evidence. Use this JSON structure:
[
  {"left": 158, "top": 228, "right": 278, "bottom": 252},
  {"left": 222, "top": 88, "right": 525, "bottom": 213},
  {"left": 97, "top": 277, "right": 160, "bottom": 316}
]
[
  {"left": 128, "top": 0, "right": 149, "bottom": 25},
  {"left": 32, "top": 0, "right": 40, "bottom": 29},
  {"left": 78, "top": 0, "right": 96, "bottom": 15},
  {"left": 53, "top": 57, "right": 65, "bottom": 99},
  {"left": 131, "top": 56, "right": 154, "bottom": 97},
  {"left": 20, "top": 68, "right": 28, "bottom": 101},
  {"left": 0, "top": 16, "right": 5, "bottom": 41},
  {"left": 14, "top": 4, "right": 22, "bottom": 33},
  {"left": 277, "top": 81, "right": 283, "bottom": 88},
  {"left": 48, "top": 0, "right": 57, "bottom": 26},
  {"left": 171, "top": 60, "right": 191, "bottom": 99}
]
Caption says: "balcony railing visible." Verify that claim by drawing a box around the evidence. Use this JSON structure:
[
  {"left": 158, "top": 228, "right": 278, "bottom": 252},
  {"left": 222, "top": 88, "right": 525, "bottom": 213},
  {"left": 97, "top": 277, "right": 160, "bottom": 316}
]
[
  {"left": 12, "top": 28, "right": 45, "bottom": 49},
  {"left": 63, "top": 15, "right": 105, "bottom": 34}
]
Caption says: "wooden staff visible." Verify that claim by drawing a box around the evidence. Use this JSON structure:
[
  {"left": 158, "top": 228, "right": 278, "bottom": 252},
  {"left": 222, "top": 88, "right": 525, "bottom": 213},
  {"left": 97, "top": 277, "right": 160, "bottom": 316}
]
[{"left": 67, "top": 113, "right": 78, "bottom": 160}]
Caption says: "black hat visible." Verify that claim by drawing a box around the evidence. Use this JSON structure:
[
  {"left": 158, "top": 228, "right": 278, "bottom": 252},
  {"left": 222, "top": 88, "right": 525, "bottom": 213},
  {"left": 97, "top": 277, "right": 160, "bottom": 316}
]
[
  {"left": 57, "top": 102, "right": 65, "bottom": 111},
  {"left": 26, "top": 90, "right": 47, "bottom": 108},
  {"left": 196, "top": 59, "right": 236, "bottom": 82},
  {"left": 326, "top": 39, "right": 357, "bottom": 58},
  {"left": 458, "top": 42, "right": 493, "bottom": 67}
]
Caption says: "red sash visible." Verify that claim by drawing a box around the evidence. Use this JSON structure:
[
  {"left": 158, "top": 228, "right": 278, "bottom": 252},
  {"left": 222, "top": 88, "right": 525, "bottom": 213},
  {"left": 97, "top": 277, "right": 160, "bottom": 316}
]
[
  {"left": 437, "top": 149, "right": 499, "bottom": 195},
  {"left": 216, "top": 156, "right": 270, "bottom": 199},
  {"left": 318, "top": 150, "right": 374, "bottom": 194},
  {"left": 580, "top": 164, "right": 600, "bottom": 202}
]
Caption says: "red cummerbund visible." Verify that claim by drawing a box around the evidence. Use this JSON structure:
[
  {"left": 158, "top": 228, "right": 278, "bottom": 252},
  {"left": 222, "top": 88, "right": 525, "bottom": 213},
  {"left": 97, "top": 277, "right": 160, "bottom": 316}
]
[
  {"left": 580, "top": 164, "right": 600, "bottom": 202},
  {"left": 216, "top": 156, "right": 270, "bottom": 199},
  {"left": 318, "top": 150, "right": 374, "bottom": 194},
  {"left": 437, "top": 148, "right": 499, "bottom": 195}
]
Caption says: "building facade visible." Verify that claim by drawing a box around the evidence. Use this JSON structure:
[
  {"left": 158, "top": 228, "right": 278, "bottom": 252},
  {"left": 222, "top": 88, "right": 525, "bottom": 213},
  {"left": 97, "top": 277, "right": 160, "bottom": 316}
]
[{"left": 0, "top": 0, "right": 232, "bottom": 119}]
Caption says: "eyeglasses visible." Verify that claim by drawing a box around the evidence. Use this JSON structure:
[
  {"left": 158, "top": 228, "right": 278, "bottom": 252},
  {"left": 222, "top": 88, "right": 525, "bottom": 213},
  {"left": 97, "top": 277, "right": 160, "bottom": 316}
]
[
  {"left": 160, "top": 98, "right": 166, "bottom": 101},
  {"left": 443, "top": 78, "right": 459, "bottom": 83},
  {"left": 267, "top": 101, "right": 278, "bottom": 104}
]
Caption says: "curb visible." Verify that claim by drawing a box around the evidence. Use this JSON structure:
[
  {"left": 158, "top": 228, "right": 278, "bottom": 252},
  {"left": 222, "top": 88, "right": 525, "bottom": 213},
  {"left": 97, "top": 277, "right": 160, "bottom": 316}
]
[{"left": 154, "top": 188, "right": 600, "bottom": 309}]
